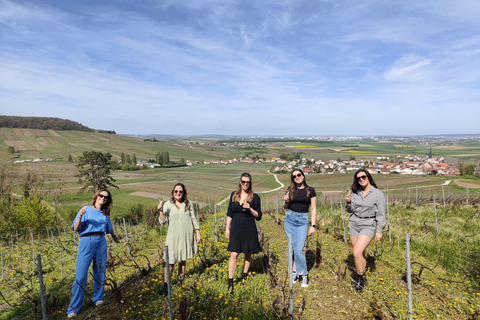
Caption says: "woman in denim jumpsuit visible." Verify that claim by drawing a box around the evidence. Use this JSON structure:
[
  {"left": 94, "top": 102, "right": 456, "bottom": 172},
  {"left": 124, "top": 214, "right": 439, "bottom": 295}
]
[{"left": 67, "top": 189, "right": 120, "bottom": 318}]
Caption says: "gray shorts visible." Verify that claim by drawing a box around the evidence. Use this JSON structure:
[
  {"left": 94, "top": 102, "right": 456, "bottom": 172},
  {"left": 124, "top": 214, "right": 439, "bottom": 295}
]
[{"left": 348, "top": 214, "right": 377, "bottom": 238}]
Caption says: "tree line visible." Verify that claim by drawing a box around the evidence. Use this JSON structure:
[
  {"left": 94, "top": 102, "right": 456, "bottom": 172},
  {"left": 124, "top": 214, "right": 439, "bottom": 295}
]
[{"left": 0, "top": 115, "right": 115, "bottom": 133}]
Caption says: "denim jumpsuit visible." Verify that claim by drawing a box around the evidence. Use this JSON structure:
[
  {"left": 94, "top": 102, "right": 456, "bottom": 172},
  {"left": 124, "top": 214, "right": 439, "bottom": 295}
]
[{"left": 66, "top": 206, "right": 113, "bottom": 315}]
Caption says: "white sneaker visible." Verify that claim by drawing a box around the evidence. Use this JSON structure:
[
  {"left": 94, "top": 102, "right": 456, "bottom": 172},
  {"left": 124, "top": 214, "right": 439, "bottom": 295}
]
[
  {"left": 292, "top": 272, "right": 298, "bottom": 284},
  {"left": 67, "top": 312, "right": 77, "bottom": 318},
  {"left": 301, "top": 275, "right": 309, "bottom": 288},
  {"left": 95, "top": 300, "right": 104, "bottom": 306}
]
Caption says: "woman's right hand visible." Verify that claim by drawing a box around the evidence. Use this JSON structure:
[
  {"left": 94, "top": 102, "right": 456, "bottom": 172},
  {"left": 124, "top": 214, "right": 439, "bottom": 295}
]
[
  {"left": 157, "top": 201, "right": 163, "bottom": 211},
  {"left": 283, "top": 194, "right": 290, "bottom": 202},
  {"left": 79, "top": 207, "right": 86, "bottom": 217},
  {"left": 345, "top": 194, "right": 351, "bottom": 204}
]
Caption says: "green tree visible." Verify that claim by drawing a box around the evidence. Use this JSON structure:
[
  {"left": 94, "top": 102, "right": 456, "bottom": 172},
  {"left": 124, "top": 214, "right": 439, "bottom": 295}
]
[
  {"left": 68, "top": 154, "right": 73, "bottom": 162},
  {"left": 461, "top": 164, "right": 476, "bottom": 176},
  {"left": 121, "top": 152, "right": 126, "bottom": 164},
  {"left": 8, "top": 196, "right": 54, "bottom": 233},
  {"left": 7, "top": 146, "right": 15, "bottom": 154},
  {"left": 0, "top": 155, "right": 16, "bottom": 203},
  {"left": 133, "top": 154, "right": 137, "bottom": 167},
  {"left": 125, "top": 154, "right": 131, "bottom": 164},
  {"left": 76, "top": 151, "right": 118, "bottom": 193}
]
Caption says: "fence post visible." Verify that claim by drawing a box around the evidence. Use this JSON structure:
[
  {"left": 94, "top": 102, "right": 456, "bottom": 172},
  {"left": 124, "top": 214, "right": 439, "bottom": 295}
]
[
  {"left": 340, "top": 202, "right": 347, "bottom": 243},
  {"left": 466, "top": 184, "right": 469, "bottom": 206},
  {"left": 165, "top": 246, "right": 174, "bottom": 320},
  {"left": 30, "top": 229, "right": 35, "bottom": 272},
  {"left": 386, "top": 187, "right": 391, "bottom": 242},
  {"left": 214, "top": 204, "right": 217, "bottom": 243},
  {"left": 1, "top": 251, "right": 3, "bottom": 279},
  {"left": 415, "top": 186, "right": 418, "bottom": 210},
  {"left": 442, "top": 185, "right": 445, "bottom": 208},
  {"left": 123, "top": 218, "right": 130, "bottom": 254},
  {"left": 60, "top": 247, "right": 63, "bottom": 277},
  {"left": 275, "top": 197, "right": 278, "bottom": 224},
  {"left": 405, "top": 234, "right": 413, "bottom": 320},
  {"left": 287, "top": 233, "right": 294, "bottom": 316},
  {"left": 37, "top": 254, "right": 47, "bottom": 320},
  {"left": 433, "top": 195, "right": 438, "bottom": 235}
]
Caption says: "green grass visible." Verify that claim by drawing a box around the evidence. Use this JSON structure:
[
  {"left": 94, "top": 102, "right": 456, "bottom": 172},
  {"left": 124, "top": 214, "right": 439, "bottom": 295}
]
[{"left": 1, "top": 199, "right": 480, "bottom": 319}]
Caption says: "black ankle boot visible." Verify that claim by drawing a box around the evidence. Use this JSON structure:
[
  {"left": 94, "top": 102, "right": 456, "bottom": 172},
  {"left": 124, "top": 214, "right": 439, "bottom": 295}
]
[
  {"left": 355, "top": 275, "right": 366, "bottom": 292},
  {"left": 239, "top": 272, "right": 248, "bottom": 284},
  {"left": 228, "top": 278, "right": 234, "bottom": 294},
  {"left": 161, "top": 282, "right": 168, "bottom": 297}
]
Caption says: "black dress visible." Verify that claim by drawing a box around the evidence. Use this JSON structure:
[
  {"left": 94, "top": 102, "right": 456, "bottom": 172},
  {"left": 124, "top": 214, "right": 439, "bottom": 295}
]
[{"left": 227, "top": 192, "right": 262, "bottom": 254}]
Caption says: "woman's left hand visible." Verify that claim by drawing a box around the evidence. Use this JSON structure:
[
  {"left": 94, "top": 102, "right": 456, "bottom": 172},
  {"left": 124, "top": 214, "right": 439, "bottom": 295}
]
[
  {"left": 195, "top": 230, "right": 201, "bottom": 243},
  {"left": 308, "top": 226, "right": 316, "bottom": 236},
  {"left": 375, "top": 233, "right": 383, "bottom": 242}
]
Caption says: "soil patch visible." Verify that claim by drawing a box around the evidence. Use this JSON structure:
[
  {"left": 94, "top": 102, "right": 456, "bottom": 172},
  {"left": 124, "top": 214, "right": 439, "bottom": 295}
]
[{"left": 454, "top": 180, "right": 480, "bottom": 189}]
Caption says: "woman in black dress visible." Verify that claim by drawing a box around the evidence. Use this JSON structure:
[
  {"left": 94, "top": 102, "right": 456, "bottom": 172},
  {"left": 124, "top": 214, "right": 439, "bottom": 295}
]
[{"left": 225, "top": 173, "right": 262, "bottom": 293}]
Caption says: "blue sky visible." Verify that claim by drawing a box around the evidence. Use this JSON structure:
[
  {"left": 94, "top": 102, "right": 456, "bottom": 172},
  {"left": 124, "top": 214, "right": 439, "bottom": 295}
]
[{"left": 1, "top": 0, "right": 479, "bottom": 136}]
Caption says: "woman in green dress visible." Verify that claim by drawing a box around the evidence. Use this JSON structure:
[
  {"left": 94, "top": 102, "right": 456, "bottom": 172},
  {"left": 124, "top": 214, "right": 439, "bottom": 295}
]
[{"left": 157, "top": 183, "right": 201, "bottom": 296}]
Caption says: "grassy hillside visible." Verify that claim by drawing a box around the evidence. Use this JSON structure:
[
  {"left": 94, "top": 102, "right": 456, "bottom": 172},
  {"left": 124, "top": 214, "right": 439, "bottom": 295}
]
[
  {"left": 1, "top": 128, "right": 480, "bottom": 319},
  {"left": 0, "top": 128, "right": 244, "bottom": 162},
  {"left": 2, "top": 128, "right": 480, "bottom": 164}
]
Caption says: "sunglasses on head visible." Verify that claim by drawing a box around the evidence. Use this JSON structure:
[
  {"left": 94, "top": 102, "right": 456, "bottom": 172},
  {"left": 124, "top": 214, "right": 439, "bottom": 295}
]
[
  {"left": 98, "top": 194, "right": 109, "bottom": 199},
  {"left": 174, "top": 190, "right": 183, "bottom": 194},
  {"left": 357, "top": 175, "right": 368, "bottom": 181},
  {"left": 241, "top": 181, "right": 251, "bottom": 185},
  {"left": 292, "top": 173, "right": 302, "bottom": 178}
]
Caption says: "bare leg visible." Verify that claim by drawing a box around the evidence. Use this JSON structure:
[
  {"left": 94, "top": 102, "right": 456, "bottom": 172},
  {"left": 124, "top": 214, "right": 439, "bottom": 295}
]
[
  {"left": 178, "top": 261, "right": 186, "bottom": 280},
  {"left": 164, "top": 263, "right": 175, "bottom": 282},
  {"left": 243, "top": 254, "right": 252, "bottom": 273},
  {"left": 228, "top": 252, "right": 239, "bottom": 279},
  {"left": 351, "top": 235, "right": 372, "bottom": 275}
]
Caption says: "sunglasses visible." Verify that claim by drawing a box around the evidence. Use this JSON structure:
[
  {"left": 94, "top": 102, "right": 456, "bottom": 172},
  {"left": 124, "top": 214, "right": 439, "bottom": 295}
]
[
  {"left": 292, "top": 173, "right": 303, "bottom": 178},
  {"left": 241, "top": 181, "right": 251, "bottom": 185},
  {"left": 357, "top": 175, "right": 368, "bottom": 181},
  {"left": 98, "top": 194, "right": 109, "bottom": 199},
  {"left": 174, "top": 190, "right": 184, "bottom": 194}
]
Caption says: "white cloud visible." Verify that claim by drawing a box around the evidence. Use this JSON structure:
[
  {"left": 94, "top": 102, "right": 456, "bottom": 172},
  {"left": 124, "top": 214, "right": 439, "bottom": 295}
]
[
  {"left": 0, "top": 0, "right": 479, "bottom": 135},
  {"left": 383, "top": 55, "right": 433, "bottom": 82}
]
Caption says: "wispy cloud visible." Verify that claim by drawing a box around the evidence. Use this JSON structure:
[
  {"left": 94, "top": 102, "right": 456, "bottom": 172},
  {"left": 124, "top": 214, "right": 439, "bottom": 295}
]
[{"left": 0, "top": 0, "right": 479, "bottom": 135}]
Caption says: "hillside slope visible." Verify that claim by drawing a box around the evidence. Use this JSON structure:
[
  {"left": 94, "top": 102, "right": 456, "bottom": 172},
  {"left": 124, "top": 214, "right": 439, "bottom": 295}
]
[{"left": 0, "top": 128, "right": 244, "bottom": 162}]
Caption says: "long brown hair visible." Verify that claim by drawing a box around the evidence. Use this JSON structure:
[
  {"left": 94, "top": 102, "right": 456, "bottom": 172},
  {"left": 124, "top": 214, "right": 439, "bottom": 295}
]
[
  {"left": 351, "top": 169, "right": 377, "bottom": 194},
  {"left": 287, "top": 168, "right": 312, "bottom": 200},
  {"left": 91, "top": 189, "right": 112, "bottom": 216},
  {"left": 232, "top": 173, "right": 254, "bottom": 203},
  {"left": 169, "top": 183, "right": 191, "bottom": 211}
]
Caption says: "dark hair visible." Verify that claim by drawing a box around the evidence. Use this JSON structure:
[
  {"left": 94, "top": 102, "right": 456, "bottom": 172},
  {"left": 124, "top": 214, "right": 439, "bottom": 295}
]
[
  {"left": 351, "top": 169, "right": 377, "bottom": 193},
  {"left": 233, "top": 173, "right": 253, "bottom": 203},
  {"left": 92, "top": 189, "right": 112, "bottom": 216},
  {"left": 288, "top": 168, "right": 312, "bottom": 199},
  {"left": 169, "top": 183, "right": 191, "bottom": 211}
]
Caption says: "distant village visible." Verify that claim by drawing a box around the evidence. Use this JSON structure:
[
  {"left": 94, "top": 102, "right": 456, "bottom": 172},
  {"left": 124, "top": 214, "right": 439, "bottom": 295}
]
[{"left": 186, "top": 152, "right": 460, "bottom": 176}]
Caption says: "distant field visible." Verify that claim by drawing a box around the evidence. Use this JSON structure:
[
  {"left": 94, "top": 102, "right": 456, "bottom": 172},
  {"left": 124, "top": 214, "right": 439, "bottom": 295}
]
[{"left": 2, "top": 129, "right": 480, "bottom": 164}]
